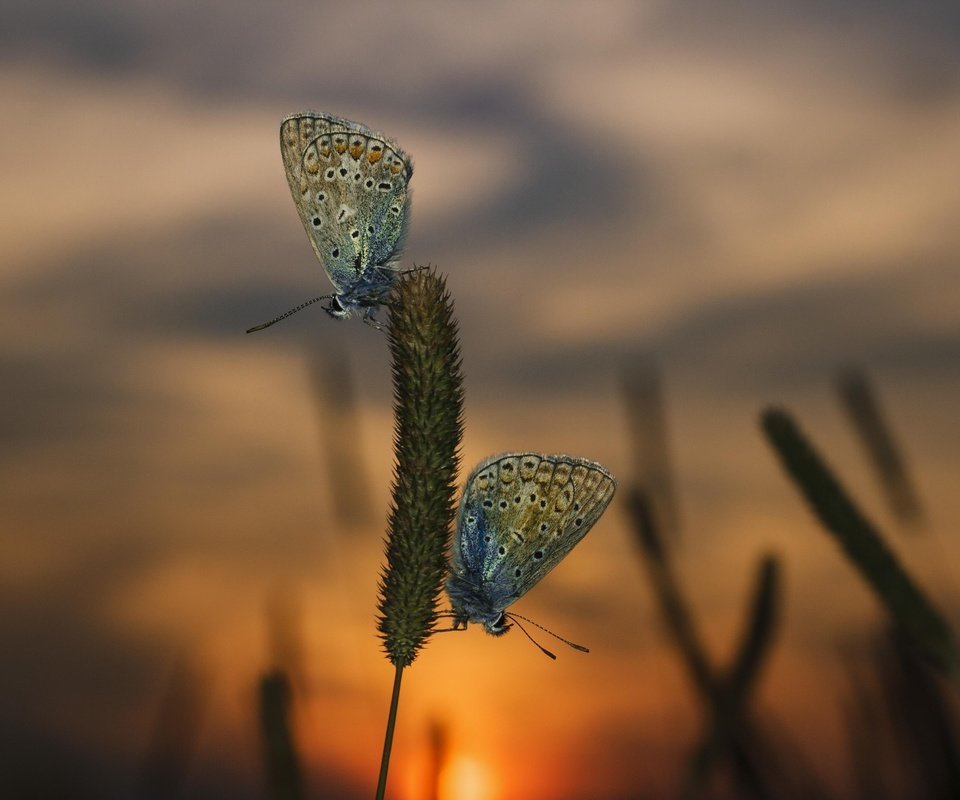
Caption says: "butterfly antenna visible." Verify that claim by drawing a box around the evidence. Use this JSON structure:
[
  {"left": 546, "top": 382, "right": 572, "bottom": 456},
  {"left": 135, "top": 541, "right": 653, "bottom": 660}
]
[
  {"left": 506, "top": 615, "right": 557, "bottom": 660},
  {"left": 246, "top": 295, "right": 332, "bottom": 333},
  {"left": 507, "top": 613, "right": 590, "bottom": 654}
]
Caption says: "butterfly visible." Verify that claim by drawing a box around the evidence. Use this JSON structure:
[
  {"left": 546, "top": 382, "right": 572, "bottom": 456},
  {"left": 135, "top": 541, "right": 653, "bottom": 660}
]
[
  {"left": 446, "top": 453, "right": 617, "bottom": 647},
  {"left": 247, "top": 112, "right": 413, "bottom": 332}
]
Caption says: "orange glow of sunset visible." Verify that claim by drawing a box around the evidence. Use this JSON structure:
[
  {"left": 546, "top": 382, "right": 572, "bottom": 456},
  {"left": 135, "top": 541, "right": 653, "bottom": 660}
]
[
  {"left": 3, "top": 3, "right": 960, "bottom": 799},
  {"left": 439, "top": 755, "right": 497, "bottom": 800}
]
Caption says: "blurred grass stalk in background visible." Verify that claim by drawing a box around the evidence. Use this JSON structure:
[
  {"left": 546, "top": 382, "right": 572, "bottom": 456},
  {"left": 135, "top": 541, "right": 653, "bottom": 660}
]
[
  {"left": 626, "top": 487, "right": 799, "bottom": 799},
  {"left": 307, "top": 354, "right": 376, "bottom": 528},
  {"left": 761, "top": 408, "right": 958, "bottom": 680},
  {"left": 835, "top": 367, "right": 924, "bottom": 527},
  {"left": 258, "top": 670, "right": 304, "bottom": 800},
  {"left": 621, "top": 361, "right": 681, "bottom": 542}
]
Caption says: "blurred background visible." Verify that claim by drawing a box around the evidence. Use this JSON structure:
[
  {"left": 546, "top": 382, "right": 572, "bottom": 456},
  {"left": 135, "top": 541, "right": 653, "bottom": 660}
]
[{"left": 1, "top": 2, "right": 959, "bottom": 798}]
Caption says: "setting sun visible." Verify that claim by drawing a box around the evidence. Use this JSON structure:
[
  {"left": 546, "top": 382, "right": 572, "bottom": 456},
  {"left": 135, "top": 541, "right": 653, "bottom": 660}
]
[{"left": 439, "top": 755, "right": 497, "bottom": 800}]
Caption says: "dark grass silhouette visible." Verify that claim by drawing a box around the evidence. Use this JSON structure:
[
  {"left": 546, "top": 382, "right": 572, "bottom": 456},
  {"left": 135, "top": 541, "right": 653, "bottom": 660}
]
[
  {"left": 835, "top": 367, "right": 924, "bottom": 527},
  {"left": 761, "top": 408, "right": 957, "bottom": 678},
  {"left": 258, "top": 670, "right": 304, "bottom": 800}
]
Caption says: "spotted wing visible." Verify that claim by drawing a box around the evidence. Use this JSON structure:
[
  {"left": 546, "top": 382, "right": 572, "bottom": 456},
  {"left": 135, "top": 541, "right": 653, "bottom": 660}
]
[
  {"left": 453, "top": 453, "right": 617, "bottom": 613},
  {"left": 279, "top": 111, "right": 413, "bottom": 296}
]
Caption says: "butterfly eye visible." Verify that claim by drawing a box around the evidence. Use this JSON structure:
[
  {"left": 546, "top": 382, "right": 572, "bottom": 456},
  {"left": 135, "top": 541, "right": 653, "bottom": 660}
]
[
  {"left": 529, "top": 493, "right": 537, "bottom": 503},
  {"left": 482, "top": 500, "right": 493, "bottom": 508},
  {"left": 573, "top": 502, "right": 581, "bottom": 511},
  {"left": 533, "top": 550, "right": 544, "bottom": 560},
  {"left": 575, "top": 518, "right": 583, "bottom": 527},
  {"left": 539, "top": 523, "right": 549, "bottom": 533},
  {"left": 514, "top": 495, "right": 521, "bottom": 504},
  {"left": 498, "top": 500, "right": 508, "bottom": 509},
  {"left": 331, "top": 247, "right": 340, "bottom": 258},
  {"left": 497, "top": 546, "right": 506, "bottom": 556},
  {"left": 466, "top": 515, "right": 476, "bottom": 525}
]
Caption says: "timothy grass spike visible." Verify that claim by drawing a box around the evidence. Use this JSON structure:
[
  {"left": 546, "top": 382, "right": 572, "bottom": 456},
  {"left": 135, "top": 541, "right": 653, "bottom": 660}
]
[{"left": 377, "top": 267, "right": 464, "bottom": 667}]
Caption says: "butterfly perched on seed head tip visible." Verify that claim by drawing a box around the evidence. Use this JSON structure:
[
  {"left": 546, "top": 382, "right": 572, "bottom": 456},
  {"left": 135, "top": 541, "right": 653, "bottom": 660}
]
[
  {"left": 247, "top": 112, "right": 413, "bottom": 332},
  {"left": 446, "top": 453, "right": 617, "bottom": 637}
]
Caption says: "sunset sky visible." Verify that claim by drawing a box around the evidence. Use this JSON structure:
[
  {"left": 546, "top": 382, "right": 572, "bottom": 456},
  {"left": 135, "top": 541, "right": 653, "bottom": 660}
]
[{"left": 2, "top": 2, "right": 959, "bottom": 798}]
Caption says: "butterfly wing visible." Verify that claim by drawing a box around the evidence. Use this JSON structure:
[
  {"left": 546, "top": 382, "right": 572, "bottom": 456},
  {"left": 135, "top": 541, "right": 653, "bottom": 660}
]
[
  {"left": 279, "top": 112, "right": 413, "bottom": 298},
  {"left": 452, "top": 453, "right": 617, "bottom": 614}
]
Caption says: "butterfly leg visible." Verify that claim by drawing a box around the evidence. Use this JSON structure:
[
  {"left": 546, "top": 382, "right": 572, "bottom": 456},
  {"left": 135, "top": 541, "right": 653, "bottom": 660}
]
[
  {"left": 434, "top": 610, "right": 468, "bottom": 632},
  {"left": 361, "top": 309, "right": 385, "bottom": 330}
]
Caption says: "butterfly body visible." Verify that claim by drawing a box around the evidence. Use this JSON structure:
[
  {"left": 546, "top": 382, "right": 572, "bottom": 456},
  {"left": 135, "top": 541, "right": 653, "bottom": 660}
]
[
  {"left": 447, "top": 453, "right": 617, "bottom": 636},
  {"left": 279, "top": 112, "right": 413, "bottom": 323}
]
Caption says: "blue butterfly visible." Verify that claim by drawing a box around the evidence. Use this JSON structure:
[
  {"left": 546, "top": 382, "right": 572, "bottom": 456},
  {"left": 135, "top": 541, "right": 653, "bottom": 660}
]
[
  {"left": 248, "top": 112, "right": 412, "bottom": 332},
  {"left": 446, "top": 453, "right": 617, "bottom": 648}
]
